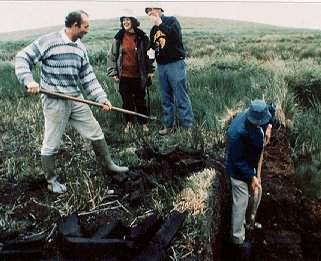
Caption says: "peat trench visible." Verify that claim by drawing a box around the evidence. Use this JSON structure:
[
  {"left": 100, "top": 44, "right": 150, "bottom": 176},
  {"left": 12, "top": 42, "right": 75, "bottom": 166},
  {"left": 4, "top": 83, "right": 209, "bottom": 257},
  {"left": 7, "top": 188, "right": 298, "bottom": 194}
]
[
  {"left": 1, "top": 126, "right": 321, "bottom": 260},
  {"left": 218, "top": 125, "right": 321, "bottom": 261},
  {"left": 0, "top": 146, "right": 207, "bottom": 260}
]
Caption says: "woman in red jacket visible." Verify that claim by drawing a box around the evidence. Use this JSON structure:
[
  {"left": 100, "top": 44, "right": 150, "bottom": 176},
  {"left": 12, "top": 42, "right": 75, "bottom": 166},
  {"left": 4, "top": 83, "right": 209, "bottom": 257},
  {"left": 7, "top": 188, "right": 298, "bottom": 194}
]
[{"left": 107, "top": 9, "right": 155, "bottom": 133}]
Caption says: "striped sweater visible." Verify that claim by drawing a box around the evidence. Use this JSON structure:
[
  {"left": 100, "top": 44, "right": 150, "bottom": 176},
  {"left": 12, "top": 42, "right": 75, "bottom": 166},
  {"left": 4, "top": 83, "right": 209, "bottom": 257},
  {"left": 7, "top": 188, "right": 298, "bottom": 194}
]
[{"left": 15, "top": 29, "right": 108, "bottom": 104}]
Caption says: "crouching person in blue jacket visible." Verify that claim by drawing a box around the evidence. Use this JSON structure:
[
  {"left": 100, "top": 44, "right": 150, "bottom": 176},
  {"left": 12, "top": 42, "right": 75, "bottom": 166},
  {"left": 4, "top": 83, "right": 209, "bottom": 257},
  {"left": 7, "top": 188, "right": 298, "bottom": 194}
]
[{"left": 226, "top": 99, "right": 275, "bottom": 253}]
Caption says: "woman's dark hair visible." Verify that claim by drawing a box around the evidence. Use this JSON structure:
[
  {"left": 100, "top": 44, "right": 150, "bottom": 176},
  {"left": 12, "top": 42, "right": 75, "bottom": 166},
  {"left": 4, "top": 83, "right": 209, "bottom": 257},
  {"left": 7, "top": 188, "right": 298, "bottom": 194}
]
[
  {"left": 120, "top": 17, "right": 140, "bottom": 29},
  {"left": 65, "top": 10, "right": 88, "bottom": 28}
]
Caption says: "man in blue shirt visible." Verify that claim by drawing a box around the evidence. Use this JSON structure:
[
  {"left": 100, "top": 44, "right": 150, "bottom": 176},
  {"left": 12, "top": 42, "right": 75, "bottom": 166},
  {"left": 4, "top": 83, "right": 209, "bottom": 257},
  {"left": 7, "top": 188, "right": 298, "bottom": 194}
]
[{"left": 226, "top": 99, "right": 275, "bottom": 251}]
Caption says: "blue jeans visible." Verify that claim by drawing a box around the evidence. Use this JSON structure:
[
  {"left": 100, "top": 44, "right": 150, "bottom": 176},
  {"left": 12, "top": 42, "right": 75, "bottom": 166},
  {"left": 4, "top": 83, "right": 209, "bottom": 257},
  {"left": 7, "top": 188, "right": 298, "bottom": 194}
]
[{"left": 157, "top": 60, "right": 194, "bottom": 128}]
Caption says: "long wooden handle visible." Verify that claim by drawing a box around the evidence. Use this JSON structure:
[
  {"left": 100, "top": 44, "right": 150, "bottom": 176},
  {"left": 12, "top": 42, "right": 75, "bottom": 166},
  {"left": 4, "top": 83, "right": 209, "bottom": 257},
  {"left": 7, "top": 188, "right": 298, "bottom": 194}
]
[
  {"left": 39, "top": 89, "right": 157, "bottom": 121},
  {"left": 257, "top": 136, "right": 268, "bottom": 179},
  {"left": 249, "top": 138, "right": 267, "bottom": 230},
  {"left": 256, "top": 149, "right": 264, "bottom": 180}
]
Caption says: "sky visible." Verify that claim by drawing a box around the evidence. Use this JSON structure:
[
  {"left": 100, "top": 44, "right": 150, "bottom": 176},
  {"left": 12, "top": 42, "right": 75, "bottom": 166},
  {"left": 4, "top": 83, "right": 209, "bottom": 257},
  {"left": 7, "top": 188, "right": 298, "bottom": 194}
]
[{"left": 1, "top": 0, "right": 321, "bottom": 34}]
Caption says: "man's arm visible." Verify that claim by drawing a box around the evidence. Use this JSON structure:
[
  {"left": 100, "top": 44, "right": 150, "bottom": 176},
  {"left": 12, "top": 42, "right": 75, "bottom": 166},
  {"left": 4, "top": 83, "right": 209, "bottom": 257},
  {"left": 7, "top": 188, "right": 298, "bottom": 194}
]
[
  {"left": 80, "top": 61, "right": 112, "bottom": 112},
  {"left": 158, "top": 16, "right": 181, "bottom": 42},
  {"left": 265, "top": 124, "right": 273, "bottom": 144},
  {"left": 229, "top": 139, "right": 256, "bottom": 180},
  {"left": 149, "top": 28, "right": 156, "bottom": 50},
  {"left": 15, "top": 39, "right": 42, "bottom": 91},
  {"left": 149, "top": 16, "right": 181, "bottom": 42},
  {"left": 263, "top": 104, "right": 276, "bottom": 144},
  {"left": 79, "top": 46, "right": 109, "bottom": 105}
]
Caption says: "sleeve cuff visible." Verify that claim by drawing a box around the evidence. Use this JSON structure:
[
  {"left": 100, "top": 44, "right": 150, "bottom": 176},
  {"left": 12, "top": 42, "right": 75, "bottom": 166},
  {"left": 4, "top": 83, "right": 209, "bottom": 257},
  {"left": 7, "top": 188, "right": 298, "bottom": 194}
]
[
  {"left": 97, "top": 97, "right": 109, "bottom": 104},
  {"left": 23, "top": 77, "right": 35, "bottom": 86}
]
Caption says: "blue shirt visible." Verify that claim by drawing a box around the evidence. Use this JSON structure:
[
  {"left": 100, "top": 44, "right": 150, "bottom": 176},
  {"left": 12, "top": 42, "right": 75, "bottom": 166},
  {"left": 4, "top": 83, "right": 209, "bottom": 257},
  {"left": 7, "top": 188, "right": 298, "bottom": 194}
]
[{"left": 226, "top": 106, "right": 275, "bottom": 181}]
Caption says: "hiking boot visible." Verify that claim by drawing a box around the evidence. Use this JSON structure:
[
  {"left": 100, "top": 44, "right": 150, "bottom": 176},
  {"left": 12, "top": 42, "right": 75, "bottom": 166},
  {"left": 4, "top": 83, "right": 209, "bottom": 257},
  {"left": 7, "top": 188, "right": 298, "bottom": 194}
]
[
  {"left": 158, "top": 127, "right": 174, "bottom": 135},
  {"left": 124, "top": 122, "right": 133, "bottom": 134},
  {"left": 142, "top": 124, "right": 149, "bottom": 132}
]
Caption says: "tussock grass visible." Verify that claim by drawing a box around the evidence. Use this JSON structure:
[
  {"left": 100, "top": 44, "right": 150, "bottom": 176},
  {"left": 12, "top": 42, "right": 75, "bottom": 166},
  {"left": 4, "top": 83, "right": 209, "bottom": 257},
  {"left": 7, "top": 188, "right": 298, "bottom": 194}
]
[{"left": 172, "top": 168, "right": 217, "bottom": 260}]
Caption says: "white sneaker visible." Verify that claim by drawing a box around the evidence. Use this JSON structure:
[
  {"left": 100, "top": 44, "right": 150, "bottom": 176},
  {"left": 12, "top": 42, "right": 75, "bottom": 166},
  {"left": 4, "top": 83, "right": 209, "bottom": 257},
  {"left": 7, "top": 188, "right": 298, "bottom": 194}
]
[{"left": 47, "top": 178, "right": 67, "bottom": 194}]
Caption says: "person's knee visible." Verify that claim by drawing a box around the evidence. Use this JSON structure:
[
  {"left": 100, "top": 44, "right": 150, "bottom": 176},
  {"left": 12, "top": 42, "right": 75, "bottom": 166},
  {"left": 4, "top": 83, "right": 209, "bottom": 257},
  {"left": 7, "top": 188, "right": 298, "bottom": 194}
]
[{"left": 86, "top": 128, "right": 104, "bottom": 141}]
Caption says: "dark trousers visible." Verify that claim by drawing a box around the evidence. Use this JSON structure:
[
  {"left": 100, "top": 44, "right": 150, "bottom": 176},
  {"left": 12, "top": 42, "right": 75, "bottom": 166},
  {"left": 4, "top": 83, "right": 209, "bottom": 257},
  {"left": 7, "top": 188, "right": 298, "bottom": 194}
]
[{"left": 119, "top": 76, "right": 148, "bottom": 124}]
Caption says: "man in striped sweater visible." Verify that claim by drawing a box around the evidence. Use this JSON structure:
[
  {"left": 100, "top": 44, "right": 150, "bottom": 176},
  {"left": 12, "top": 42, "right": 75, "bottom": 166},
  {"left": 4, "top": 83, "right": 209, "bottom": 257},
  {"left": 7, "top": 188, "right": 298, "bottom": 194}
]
[{"left": 15, "top": 10, "right": 128, "bottom": 194}]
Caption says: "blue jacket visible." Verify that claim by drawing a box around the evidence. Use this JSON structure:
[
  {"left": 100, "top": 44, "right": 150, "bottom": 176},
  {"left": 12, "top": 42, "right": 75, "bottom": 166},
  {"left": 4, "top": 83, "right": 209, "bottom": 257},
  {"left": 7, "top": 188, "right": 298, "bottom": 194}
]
[{"left": 226, "top": 105, "right": 275, "bottom": 181}]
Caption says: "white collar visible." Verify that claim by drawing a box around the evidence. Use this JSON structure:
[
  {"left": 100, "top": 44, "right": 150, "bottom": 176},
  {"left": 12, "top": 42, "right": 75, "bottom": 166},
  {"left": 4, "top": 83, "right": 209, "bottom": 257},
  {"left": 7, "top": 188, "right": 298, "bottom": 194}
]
[{"left": 60, "top": 28, "right": 80, "bottom": 45}]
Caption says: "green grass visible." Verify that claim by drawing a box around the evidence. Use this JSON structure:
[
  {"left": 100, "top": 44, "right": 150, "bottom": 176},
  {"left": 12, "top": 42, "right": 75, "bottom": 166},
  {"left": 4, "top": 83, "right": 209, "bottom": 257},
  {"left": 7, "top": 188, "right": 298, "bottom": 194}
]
[{"left": 1, "top": 16, "right": 321, "bottom": 259}]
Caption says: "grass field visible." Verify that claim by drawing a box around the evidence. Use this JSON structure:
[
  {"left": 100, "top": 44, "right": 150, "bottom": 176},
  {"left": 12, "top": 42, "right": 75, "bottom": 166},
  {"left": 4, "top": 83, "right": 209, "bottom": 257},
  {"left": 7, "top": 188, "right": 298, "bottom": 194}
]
[{"left": 1, "top": 16, "right": 321, "bottom": 259}]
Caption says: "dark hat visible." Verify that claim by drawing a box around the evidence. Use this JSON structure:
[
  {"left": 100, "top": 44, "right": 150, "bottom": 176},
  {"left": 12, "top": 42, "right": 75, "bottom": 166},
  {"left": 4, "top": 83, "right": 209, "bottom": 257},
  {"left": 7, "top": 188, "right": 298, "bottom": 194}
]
[{"left": 246, "top": 99, "right": 271, "bottom": 125}]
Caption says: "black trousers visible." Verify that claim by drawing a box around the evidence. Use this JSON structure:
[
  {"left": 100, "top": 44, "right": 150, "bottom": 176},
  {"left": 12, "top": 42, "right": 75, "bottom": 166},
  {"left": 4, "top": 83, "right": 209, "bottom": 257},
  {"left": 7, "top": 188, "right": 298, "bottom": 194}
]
[{"left": 119, "top": 76, "right": 148, "bottom": 124}]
